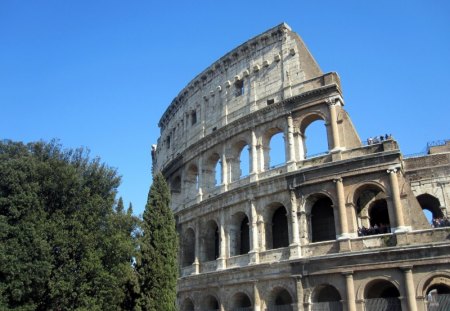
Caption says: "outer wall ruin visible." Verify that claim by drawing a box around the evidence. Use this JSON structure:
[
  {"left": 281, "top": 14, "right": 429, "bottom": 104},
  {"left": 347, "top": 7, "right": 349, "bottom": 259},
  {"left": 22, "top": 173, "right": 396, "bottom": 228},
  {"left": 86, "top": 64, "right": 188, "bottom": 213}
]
[{"left": 153, "top": 23, "right": 450, "bottom": 311}]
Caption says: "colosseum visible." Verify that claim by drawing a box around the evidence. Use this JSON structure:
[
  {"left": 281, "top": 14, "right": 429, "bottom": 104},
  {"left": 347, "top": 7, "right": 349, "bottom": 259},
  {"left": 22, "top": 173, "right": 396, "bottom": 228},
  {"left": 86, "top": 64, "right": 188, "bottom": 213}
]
[{"left": 151, "top": 23, "right": 450, "bottom": 311}]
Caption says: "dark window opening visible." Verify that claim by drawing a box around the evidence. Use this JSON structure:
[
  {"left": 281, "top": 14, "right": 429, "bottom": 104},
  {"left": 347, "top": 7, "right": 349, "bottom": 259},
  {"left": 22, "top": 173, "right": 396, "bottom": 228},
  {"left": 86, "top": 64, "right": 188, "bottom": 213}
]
[
  {"left": 239, "top": 216, "right": 250, "bottom": 255},
  {"left": 191, "top": 111, "right": 197, "bottom": 125},
  {"left": 214, "top": 226, "right": 219, "bottom": 260},
  {"left": 267, "top": 98, "right": 275, "bottom": 105},
  {"left": 272, "top": 207, "right": 289, "bottom": 249},
  {"left": 311, "top": 197, "right": 336, "bottom": 242},
  {"left": 181, "top": 229, "right": 195, "bottom": 267},
  {"left": 235, "top": 79, "right": 244, "bottom": 97},
  {"left": 205, "top": 222, "right": 219, "bottom": 261}
]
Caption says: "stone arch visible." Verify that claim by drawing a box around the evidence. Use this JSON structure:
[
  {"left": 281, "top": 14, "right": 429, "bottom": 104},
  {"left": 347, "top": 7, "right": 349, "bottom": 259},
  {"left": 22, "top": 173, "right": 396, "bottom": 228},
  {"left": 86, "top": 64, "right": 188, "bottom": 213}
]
[
  {"left": 417, "top": 271, "right": 450, "bottom": 297},
  {"left": 170, "top": 175, "right": 182, "bottom": 193},
  {"left": 352, "top": 183, "right": 391, "bottom": 235},
  {"left": 298, "top": 112, "right": 329, "bottom": 158},
  {"left": 262, "top": 126, "right": 286, "bottom": 170},
  {"left": 363, "top": 278, "right": 402, "bottom": 311},
  {"left": 180, "top": 297, "right": 195, "bottom": 311},
  {"left": 202, "top": 293, "right": 221, "bottom": 311},
  {"left": 307, "top": 193, "right": 337, "bottom": 242},
  {"left": 230, "top": 291, "right": 252, "bottom": 310},
  {"left": 417, "top": 193, "right": 443, "bottom": 221},
  {"left": 181, "top": 227, "right": 196, "bottom": 267},
  {"left": 229, "top": 211, "right": 250, "bottom": 256},
  {"left": 203, "top": 219, "right": 219, "bottom": 262},
  {"left": 295, "top": 111, "right": 330, "bottom": 156},
  {"left": 204, "top": 151, "right": 222, "bottom": 190},
  {"left": 310, "top": 284, "right": 343, "bottom": 311},
  {"left": 170, "top": 174, "right": 183, "bottom": 209},
  {"left": 266, "top": 203, "right": 290, "bottom": 250},
  {"left": 267, "top": 286, "right": 294, "bottom": 310},
  {"left": 185, "top": 163, "right": 199, "bottom": 197},
  {"left": 230, "top": 138, "right": 250, "bottom": 182}
]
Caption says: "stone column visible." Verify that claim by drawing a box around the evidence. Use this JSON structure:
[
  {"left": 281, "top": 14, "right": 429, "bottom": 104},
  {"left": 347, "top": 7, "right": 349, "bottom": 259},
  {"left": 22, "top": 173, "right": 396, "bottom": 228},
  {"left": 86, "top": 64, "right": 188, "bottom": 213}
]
[
  {"left": 327, "top": 98, "right": 341, "bottom": 152},
  {"left": 295, "top": 276, "right": 304, "bottom": 311},
  {"left": 253, "top": 281, "right": 261, "bottom": 311},
  {"left": 193, "top": 221, "right": 200, "bottom": 274},
  {"left": 217, "top": 211, "right": 227, "bottom": 270},
  {"left": 286, "top": 114, "right": 296, "bottom": 171},
  {"left": 250, "top": 130, "right": 258, "bottom": 182},
  {"left": 197, "top": 155, "right": 203, "bottom": 202},
  {"left": 401, "top": 266, "right": 417, "bottom": 311},
  {"left": 221, "top": 146, "right": 228, "bottom": 191},
  {"left": 388, "top": 168, "right": 407, "bottom": 232},
  {"left": 342, "top": 271, "right": 357, "bottom": 311},
  {"left": 200, "top": 102, "right": 206, "bottom": 138},
  {"left": 334, "top": 178, "right": 349, "bottom": 239},
  {"left": 249, "top": 198, "right": 259, "bottom": 264},
  {"left": 289, "top": 189, "right": 301, "bottom": 259}
]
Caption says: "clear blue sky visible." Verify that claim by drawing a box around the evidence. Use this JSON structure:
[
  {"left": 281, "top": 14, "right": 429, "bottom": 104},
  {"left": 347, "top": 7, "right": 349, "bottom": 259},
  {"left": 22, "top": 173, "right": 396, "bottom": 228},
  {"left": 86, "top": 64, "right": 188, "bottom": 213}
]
[{"left": 1, "top": 1, "right": 449, "bottom": 216}]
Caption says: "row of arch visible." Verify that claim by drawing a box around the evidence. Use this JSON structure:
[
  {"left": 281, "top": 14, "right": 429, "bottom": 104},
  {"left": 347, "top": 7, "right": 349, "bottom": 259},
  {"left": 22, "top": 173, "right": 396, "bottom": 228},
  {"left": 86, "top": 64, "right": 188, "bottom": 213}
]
[
  {"left": 181, "top": 186, "right": 443, "bottom": 266},
  {"left": 170, "top": 110, "right": 333, "bottom": 200},
  {"left": 180, "top": 275, "right": 450, "bottom": 311}
]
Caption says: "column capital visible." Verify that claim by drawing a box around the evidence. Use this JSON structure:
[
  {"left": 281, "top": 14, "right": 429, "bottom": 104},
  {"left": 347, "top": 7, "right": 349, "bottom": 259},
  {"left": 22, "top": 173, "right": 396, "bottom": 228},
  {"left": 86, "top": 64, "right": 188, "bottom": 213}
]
[
  {"left": 342, "top": 270, "right": 354, "bottom": 277},
  {"left": 333, "top": 177, "right": 343, "bottom": 183},
  {"left": 387, "top": 168, "right": 398, "bottom": 174},
  {"left": 400, "top": 265, "right": 413, "bottom": 272},
  {"left": 326, "top": 96, "right": 339, "bottom": 106}
]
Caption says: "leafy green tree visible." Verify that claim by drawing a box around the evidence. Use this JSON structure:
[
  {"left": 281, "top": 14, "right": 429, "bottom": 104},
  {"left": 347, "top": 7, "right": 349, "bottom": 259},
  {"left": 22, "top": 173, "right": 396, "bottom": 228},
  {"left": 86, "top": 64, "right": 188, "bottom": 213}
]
[
  {"left": 0, "top": 140, "right": 139, "bottom": 311},
  {"left": 135, "top": 173, "right": 178, "bottom": 311}
]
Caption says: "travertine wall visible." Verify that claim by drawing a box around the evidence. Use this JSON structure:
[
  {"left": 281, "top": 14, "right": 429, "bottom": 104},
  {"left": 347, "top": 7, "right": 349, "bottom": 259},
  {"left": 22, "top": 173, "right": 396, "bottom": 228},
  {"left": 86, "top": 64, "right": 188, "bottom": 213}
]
[
  {"left": 153, "top": 23, "right": 450, "bottom": 311},
  {"left": 154, "top": 23, "right": 323, "bottom": 174}
]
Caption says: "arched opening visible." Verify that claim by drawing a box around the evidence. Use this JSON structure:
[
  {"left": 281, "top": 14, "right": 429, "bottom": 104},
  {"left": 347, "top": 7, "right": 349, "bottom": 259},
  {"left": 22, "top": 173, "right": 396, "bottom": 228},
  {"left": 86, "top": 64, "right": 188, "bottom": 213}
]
[
  {"left": 170, "top": 176, "right": 181, "bottom": 193},
  {"left": 303, "top": 119, "right": 328, "bottom": 158},
  {"left": 203, "top": 153, "right": 221, "bottom": 191},
  {"left": 239, "top": 143, "right": 250, "bottom": 178},
  {"left": 204, "top": 220, "right": 219, "bottom": 262},
  {"left": 170, "top": 175, "right": 182, "bottom": 208},
  {"left": 428, "top": 284, "right": 450, "bottom": 295},
  {"left": 229, "top": 212, "right": 250, "bottom": 256},
  {"left": 264, "top": 129, "right": 286, "bottom": 170},
  {"left": 181, "top": 298, "right": 194, "bottom": 311},
  {"left": 417, "top": 194, "right": 444, "bottom": 226},
  {"left": 311, "top": 284, "right": 342, "bottom": 311},
  {"left": 240, "top": 216, "right": 250, "bottom": 255},
  {"left": 268, "top": 288, "right": 293, "bottom": 311},
  {"left": 203, "top": 295, "right": 220, "bottom": 311},
  {"left": 355, "top": 186, "right": 391, "bottom": 236},
  {"left": 215, "top": 160, "right": 222, "bottom": 187},
  {"left": 424, "top": 276, "right": 450, "bottom": 309},
  {"left": 231, "top": 292, "right": 252, "bottom": 310},
  {"left": 310, "top": 196, "right": 336, "bottom": 242},
  {"left": 186, "top": 164, "right": 199, "bottom": 195},
  {"left": 181, "top": 228, "right": 195, "bottom": 267},
  {"left": 231, "top": 140, "right": 250, "bottom": 182},
  {"left": 364, "top": 280, "right": 401, "bottom": 311},
  {"left": 266, "top": 205, "right": 289, "bottom": 250}
]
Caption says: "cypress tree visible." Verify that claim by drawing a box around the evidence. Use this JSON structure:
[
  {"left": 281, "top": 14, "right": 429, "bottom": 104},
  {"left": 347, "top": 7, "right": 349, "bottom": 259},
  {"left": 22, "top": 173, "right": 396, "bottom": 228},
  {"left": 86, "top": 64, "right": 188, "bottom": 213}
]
[{"left": 136, "top": 173, "right": 178, "bottom": 311}]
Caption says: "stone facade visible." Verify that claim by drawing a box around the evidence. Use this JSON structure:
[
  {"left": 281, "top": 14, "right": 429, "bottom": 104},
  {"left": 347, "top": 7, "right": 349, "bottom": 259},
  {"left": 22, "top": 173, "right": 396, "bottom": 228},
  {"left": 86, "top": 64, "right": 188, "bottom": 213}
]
[{"left": 152, "top": 23, "right": 450, "bottom": 311}]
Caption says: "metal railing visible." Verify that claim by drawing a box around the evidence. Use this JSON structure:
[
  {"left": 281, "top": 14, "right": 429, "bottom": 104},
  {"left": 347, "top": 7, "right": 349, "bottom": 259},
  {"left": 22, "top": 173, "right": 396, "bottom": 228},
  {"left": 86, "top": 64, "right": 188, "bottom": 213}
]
[
  {"left": 267, "top": 304, "right": 294, "bottom": 311},
  {"left": 427, "top": 293, "right": 450, "bottom": 311},
  {"left": 310, "top": 301, "right": 343, "bottom": 311},
  {"left": 364, "top": 297, "right": 401, "bottom": 311}
]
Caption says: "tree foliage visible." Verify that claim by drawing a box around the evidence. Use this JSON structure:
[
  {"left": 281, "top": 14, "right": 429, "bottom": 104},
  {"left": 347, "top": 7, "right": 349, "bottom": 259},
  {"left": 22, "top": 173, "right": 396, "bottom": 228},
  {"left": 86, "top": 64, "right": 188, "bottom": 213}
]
[
  {"left": 0, "top": 140, "right": 139, "bottom": 311},
  {"left": 135, "top": 173, "right": 178, "bottom": 311}
]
